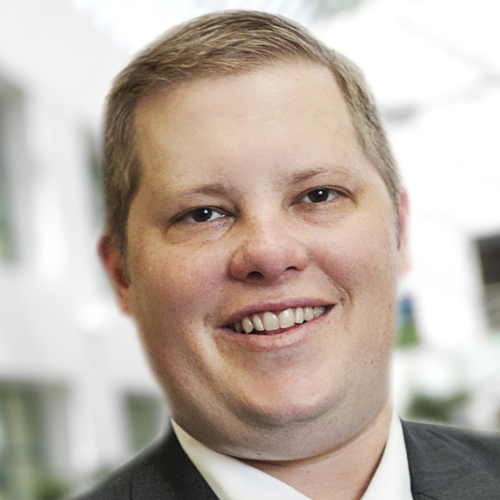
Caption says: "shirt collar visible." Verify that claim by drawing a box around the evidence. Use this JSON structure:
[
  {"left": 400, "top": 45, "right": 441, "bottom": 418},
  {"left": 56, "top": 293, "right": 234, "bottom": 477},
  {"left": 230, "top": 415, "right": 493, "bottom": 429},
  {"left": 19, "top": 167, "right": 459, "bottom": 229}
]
[
  {"left": 172, "top": 411, "right": 412, "bottom": 500},
  {"left": 361, "top": 412, "right": 413, "bottom": 500}
]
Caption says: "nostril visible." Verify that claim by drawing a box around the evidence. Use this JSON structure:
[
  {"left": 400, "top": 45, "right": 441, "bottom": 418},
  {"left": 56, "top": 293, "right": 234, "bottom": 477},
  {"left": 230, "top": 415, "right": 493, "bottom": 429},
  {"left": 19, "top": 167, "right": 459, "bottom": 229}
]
[{"left": 247, "top": 271, "right": 264, "bottom": 280}]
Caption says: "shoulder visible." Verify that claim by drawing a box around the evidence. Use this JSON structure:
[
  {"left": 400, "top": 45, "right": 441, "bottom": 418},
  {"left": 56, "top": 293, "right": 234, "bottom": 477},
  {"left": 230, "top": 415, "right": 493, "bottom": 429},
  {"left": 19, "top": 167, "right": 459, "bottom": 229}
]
[
  {"left": 402, "top": 420, "right": 500, "bottom": 467},
  {"left": 402, "top": 419, "right": 500, "bottom": 447},
  {"left": 70, "top": 438, "right": 173, "bottom": 500},
  {"left": 70, "top": 431, "right": 217, "bottom": 500},
  {"left": 402, "top": 420, "right": 500, "bottom": 499}
]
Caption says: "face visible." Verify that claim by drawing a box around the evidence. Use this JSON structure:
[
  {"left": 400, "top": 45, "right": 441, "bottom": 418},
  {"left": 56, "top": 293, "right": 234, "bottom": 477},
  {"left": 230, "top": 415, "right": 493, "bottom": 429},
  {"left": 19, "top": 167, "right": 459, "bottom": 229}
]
[{"left": 102, "top": 61, "right": 409, "bottom": 460}]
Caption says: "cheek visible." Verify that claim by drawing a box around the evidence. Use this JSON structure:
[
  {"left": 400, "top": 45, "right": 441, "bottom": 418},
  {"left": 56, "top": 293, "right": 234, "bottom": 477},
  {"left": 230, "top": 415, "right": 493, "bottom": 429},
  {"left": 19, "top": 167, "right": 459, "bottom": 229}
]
[
  {"left": 316, "top": 222, "right": 399, "bottom": 291},
  {"left": 127, "top": 245, "right": 230, "bottom": 386},
  {"left": 131, "top": 245, "right": 228, "bottom": 329},
  {"left": 315, "top": 219, "right": 399, "bottom": 347}
]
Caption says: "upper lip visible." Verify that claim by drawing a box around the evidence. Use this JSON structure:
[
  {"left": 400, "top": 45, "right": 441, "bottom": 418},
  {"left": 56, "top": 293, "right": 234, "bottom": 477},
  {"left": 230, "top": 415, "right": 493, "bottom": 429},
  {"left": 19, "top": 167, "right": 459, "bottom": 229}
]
[{"left": 220, "top": 298, "right": 335, "bottom": 327}]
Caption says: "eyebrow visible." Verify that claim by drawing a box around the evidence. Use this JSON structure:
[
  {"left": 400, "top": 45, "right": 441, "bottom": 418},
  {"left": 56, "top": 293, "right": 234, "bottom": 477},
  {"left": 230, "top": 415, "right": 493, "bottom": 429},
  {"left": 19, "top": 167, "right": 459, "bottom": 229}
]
[
  {"left": 171, "top": 165, "right": 359, "bottom": 200},
  {"left": 286, "top": 165, "right": 359, "bottom": 186},
  {"left": 172, "top": 183, "right": 237, "bottom": 200},
  {"left": 288, "top": 167, "right": 333, "bottom": 185}
]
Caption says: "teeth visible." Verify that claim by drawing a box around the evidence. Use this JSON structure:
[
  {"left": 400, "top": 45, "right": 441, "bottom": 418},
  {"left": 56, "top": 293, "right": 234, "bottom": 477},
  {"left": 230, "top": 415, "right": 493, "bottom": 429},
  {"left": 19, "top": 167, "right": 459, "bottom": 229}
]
[
  {"left": 304, "top": 307, "right": 314, "bottom": 321},
  {"left": 242, "top": 317, "right": 254, "bottom": 333},
  {"left": 263, "top": 311, "right": 280, "bottom": 331},
  {"left": 314, "top": 306, "right": 325, "bottom": 318},
  {"left": 252, "top": 314, "right": 265, "bottom": 331},
  {"left": 295, "top": 307, "right": 304, "bottom": 324},
  {"left": 231, "top": 305, "right": 328, "bottom": 334},
  {"left": 279, "top": 308, "right": 294, "bottom": 329}
]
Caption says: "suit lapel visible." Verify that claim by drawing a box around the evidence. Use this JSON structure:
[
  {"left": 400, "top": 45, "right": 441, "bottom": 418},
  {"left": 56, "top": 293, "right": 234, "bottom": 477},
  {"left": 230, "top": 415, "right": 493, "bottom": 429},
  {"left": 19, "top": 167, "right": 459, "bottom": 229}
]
[
  {"left": 132, "top": 431, "right": 220, "bottom": 500},
  {"left": 127, "top": 421, "right": 500, "bottom": 499},
  {"left": 402, "top": 420, "right": 500, "bottom": 500}
]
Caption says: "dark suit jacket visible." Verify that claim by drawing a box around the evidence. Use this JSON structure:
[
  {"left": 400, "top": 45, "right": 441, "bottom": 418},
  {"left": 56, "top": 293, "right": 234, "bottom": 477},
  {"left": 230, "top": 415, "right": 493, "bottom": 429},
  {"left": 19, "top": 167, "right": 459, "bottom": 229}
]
[{"left": 74, "top": 421, "right": 500, "bottom": 499}]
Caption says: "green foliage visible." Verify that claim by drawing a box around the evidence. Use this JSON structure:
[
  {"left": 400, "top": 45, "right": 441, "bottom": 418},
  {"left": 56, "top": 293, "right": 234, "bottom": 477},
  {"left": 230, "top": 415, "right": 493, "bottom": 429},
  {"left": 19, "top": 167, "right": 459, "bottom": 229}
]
[
  {"left": 395, "top": 296, "right": 420, "bottom": 349},
  {"left": 395, "top": 322, "right": 419, "bottom": 348},
  {"left": 406, "top": 391, "right": 469, "bottom": 423},
  {"left": 35, "top": 472, "right": 71, "bottom": 500}
]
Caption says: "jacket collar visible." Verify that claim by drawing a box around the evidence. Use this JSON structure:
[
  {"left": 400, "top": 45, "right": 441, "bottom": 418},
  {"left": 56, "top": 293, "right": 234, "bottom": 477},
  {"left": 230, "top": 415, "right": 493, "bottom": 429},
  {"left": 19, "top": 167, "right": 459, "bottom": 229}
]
[
  {"left": 132, "top": 430, "right": 219, "bottom": 500},
  {"left": 129, "top": 420, "right": 500, "bottom": 500},
  {"left": 402, "top": 420, "right": 500, "bottom": 500}
]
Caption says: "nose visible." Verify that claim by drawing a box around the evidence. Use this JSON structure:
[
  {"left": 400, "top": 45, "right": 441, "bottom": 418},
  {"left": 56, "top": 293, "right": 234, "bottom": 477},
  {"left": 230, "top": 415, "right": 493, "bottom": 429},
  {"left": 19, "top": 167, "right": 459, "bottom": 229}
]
[{"left": 228, "top": 214, "right": 309, "bottom": 283}]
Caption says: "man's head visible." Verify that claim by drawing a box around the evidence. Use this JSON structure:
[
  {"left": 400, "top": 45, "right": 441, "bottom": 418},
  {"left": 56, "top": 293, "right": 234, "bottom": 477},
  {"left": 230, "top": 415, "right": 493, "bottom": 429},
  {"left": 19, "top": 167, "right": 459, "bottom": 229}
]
[
  {"left": 103, "top": 10, "right": 401, "bottom": 256},
  {"left": 100, "top": 11, "right": 409, "bottom": 461}
]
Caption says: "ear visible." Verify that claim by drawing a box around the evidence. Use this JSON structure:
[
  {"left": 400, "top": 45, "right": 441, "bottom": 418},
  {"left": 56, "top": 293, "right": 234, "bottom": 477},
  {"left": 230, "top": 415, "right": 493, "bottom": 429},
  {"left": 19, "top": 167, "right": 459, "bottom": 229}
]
[
  {"left": 98, "top": 232, "right": 132, "bottom": 315},
  {"left": 397, "top": 189, "right": 411, "bottom": 275}
]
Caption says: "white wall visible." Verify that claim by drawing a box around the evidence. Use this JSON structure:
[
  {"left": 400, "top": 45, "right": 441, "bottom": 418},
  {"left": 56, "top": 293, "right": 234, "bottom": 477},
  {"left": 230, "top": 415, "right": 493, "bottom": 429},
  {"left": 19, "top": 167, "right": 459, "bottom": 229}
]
[
  {"left": 0, "top": 0, "right": 164, "bottom": 485},
  {"left": 314, "top": 0, "right": 500, "bottom": 428}
]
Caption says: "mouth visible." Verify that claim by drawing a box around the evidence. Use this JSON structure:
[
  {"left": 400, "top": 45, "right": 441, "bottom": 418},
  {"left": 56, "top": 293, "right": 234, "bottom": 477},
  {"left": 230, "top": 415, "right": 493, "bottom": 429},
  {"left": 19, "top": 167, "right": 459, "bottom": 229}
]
[{"left": 224, "top": 305, "right": 332, "bottom": 334}]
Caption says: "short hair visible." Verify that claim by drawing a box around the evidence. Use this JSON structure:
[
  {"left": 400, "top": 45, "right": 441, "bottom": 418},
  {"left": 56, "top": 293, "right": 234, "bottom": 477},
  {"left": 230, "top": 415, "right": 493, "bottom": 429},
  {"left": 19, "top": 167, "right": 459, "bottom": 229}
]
[{"left": 104, "top": 10, "right": 401, "bottom": 254}]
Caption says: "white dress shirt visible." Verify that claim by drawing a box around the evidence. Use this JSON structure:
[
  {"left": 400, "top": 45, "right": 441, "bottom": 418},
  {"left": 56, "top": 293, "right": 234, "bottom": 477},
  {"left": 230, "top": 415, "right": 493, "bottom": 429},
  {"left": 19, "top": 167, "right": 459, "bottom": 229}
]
[{"left": 172, "top": 412, "right": 412, "bottom": 500}]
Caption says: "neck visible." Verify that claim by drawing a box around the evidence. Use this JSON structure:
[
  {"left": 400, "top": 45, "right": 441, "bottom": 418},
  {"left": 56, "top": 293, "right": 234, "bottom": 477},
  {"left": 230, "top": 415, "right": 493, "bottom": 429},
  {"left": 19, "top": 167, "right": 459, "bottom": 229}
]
[{"left": 241, "top": 400, "right": 393, "bottom": 500}]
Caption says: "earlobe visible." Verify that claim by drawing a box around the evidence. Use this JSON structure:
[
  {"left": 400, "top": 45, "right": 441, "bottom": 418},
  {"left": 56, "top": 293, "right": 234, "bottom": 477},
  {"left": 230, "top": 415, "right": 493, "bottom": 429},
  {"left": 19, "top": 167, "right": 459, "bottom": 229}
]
[
  {"left": 98, "top": 233, "right": 132, "bottom": 315},
  {"left": 397, "top": 189, "right": 411, "bottom": 275}
]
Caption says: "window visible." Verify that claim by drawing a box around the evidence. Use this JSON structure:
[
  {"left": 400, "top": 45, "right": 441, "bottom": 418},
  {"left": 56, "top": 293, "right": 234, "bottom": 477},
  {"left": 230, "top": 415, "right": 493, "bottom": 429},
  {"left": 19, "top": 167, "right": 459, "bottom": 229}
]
[
  {"left": 310, "top": 0, "right": 363, "bottom": 18},
  {"left": 84, "top": 132, "right": 104, "bottom": 227},
  {"left": 125, "top": 394, "right": 165, "bottom": 456},
  {"left": 0, "top": 385, "right": 70, "bottom": 500},
  {"left": 0, "top": 76, "right": 27, "bottom": 265},
  {"left": 190, "top": 0, "right": 363, "bottom": 22},
  {"left": 0, "top": 84, "right": 17, "bottom": 262},
  {"left": 477, "top": 234, "right": 500, "bottom": 331}
]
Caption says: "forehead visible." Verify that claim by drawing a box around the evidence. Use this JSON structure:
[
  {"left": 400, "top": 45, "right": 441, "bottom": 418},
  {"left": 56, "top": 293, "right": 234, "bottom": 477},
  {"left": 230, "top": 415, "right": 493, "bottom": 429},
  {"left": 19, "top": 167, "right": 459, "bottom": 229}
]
[{"left": 133, "top": 61, "right": 378, "bottom": 194}]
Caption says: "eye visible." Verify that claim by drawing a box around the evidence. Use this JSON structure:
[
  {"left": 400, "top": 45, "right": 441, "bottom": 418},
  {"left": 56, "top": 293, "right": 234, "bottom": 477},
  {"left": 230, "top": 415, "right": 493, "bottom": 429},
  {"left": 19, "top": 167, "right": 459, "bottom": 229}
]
[
  {"left": 300, "top": 188, "right": 337, "bottom": 204},
  {"left": 185, "top": 207, "right": 225, "bottom": 223}
]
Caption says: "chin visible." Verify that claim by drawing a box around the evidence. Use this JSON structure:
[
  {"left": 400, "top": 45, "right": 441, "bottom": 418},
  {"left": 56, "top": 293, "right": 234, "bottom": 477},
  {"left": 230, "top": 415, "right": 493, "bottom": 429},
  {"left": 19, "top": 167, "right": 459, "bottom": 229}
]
[
  {"left": 233, "top": 387, "right": 343, "bottom": 429},
  {"left": 222, "top": 396, "right": 347, "bottom": 461}
]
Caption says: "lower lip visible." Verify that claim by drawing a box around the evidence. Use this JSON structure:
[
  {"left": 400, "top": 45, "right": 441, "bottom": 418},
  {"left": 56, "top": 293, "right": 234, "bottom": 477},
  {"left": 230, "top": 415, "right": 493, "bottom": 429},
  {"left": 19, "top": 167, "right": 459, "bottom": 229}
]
[{"left": 219, "top": 306, "right": 334, "bottom": 352}]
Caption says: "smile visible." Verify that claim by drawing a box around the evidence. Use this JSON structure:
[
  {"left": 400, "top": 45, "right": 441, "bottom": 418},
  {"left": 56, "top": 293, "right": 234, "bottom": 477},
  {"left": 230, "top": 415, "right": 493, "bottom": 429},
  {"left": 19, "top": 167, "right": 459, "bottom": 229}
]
[{"left": 227, "top": 306, "right": 330, "bottom": 334}]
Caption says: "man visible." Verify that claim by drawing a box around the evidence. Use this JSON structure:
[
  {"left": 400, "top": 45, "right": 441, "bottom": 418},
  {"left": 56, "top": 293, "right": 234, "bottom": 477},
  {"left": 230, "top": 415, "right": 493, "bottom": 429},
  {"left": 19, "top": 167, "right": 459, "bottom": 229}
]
[{"left": 81, "top": 10, "right": 500, "bottom": 500}]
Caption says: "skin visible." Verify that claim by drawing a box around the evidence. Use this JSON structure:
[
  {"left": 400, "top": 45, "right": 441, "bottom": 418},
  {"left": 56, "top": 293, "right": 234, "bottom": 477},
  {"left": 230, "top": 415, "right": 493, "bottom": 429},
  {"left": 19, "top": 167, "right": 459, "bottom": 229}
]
[{"left": 100, "top": 60, "right": 409, "bottom": 500}]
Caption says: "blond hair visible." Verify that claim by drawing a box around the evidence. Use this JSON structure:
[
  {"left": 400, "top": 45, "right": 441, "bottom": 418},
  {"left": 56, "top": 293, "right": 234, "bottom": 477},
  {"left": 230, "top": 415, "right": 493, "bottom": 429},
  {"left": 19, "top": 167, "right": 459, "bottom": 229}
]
[{"left": 104, "top": 10, "right": 400, "bottom": 253}]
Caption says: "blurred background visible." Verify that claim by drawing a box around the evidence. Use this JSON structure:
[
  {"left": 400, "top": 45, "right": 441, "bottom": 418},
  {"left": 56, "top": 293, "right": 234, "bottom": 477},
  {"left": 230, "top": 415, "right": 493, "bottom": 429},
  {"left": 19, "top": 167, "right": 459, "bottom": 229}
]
[{"left": 0, "top": 0, "right": 499, "bottom": 498}]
